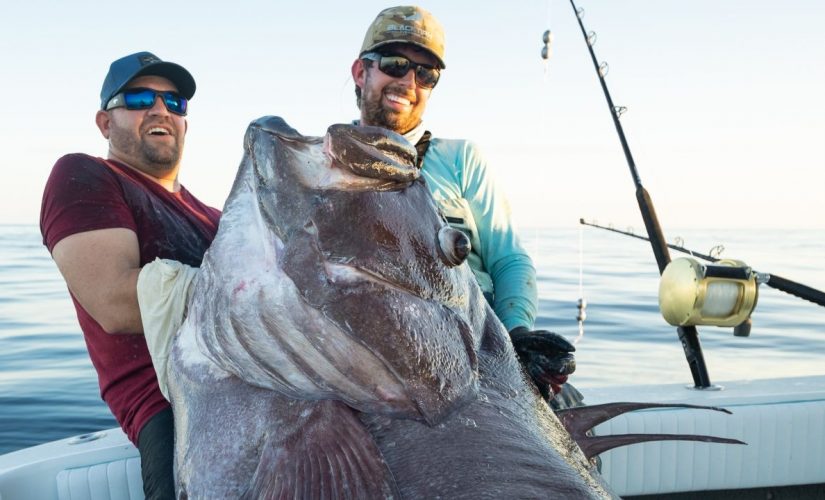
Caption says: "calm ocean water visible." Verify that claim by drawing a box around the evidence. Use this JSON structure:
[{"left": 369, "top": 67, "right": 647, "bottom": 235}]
[{"left": 1, "top": 224, "right": 823, "bottom": 454}]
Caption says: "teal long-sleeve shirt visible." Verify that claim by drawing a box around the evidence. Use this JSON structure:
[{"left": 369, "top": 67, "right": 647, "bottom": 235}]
[{"left": 419, "top": 137, "right": 537, "bottom": 331}]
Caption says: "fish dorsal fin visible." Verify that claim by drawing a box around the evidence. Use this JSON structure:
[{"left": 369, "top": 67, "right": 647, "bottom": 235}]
[
  {"left": 241, "top": 400, "right": 399, "bottom": 499},
  {"left": 556, "top": 402, "right": 745, "bottom": 460},
  {"left": 574, "top": 432, "right": 745, "bottom": 460}
]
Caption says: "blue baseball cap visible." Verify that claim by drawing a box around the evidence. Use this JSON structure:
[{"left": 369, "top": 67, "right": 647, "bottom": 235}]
[{"left": 99, "top": 51, "right": 196, "bottom": 109}]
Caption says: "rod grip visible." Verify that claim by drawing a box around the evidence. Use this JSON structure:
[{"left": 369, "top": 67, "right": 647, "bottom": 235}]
[{"left": 636, "top": 187, "right": 671, "bottom": 273}]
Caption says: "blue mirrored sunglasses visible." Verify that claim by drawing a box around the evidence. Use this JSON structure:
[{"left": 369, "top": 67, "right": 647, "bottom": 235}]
[{"left": 105, "top": 88, "right": 188, "bottom": 116}]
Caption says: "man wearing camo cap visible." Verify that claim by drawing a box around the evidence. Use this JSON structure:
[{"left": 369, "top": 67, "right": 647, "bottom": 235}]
[{"left": 351, "top": 6, "right": 579, "bottom": 406}]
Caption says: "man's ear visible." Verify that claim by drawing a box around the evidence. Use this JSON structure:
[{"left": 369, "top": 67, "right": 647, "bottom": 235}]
[
  {"left": 95, "top": 110, "right": 111, "bottom": 139},
  {"left": 351, "top": 58, "right": 366, "bottom": 89}
]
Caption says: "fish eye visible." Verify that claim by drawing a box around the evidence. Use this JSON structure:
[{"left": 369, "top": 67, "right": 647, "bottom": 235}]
[{"left": 437, "top": 226, "right": 471, "bottom": 267}]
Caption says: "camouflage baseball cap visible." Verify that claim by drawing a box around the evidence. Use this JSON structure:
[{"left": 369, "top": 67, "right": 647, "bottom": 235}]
[{"left": 360, "top": 6, "right": 446, "bottom": 69}]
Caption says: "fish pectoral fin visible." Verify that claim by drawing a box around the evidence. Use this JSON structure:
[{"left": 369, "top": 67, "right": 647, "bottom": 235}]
[
  {"left": 556, "top": 402, "right": 746, "bottom": 460},
  {"left": 241, "top": 400, "right": 399, "bottom": 499}
]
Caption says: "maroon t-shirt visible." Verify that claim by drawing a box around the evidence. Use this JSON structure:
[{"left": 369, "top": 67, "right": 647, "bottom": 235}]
[{"left": 40, "top": 153, "right": 221, "bottom": 444}]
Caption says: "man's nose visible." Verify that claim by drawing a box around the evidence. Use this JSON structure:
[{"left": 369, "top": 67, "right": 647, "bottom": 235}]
[
  {"left": 147, "top": 95, "right": 170, "bottom": 116},
  {"left": 398, "top": 67, "right": 416, "bottom": 88}
]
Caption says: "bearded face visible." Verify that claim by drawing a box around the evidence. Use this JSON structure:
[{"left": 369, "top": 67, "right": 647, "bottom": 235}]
[
  {"left": 360, "top": 72, "right": 427, "bottom": 134},
  {"left": 107, "top": 112, "right": 183, "bottom": 173},
  {"left": 100, "top": 75, "right": 187, "bottom": 180},
  {"left": 356, "top": 46, "right": 436, "bottom": 135}
]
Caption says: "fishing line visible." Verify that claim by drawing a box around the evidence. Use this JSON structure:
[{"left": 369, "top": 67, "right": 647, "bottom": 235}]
[
  {"left": 338, "top": 74, "right": 356, "bottom": 122},
  {"left": 540, "top": 1, "right": 588, "bottom": 341},
  {"left": 575, "top": 221, "right": 587, "bottom": 345},
  {"left": 542, "top": 0, "right": 554, "bottom": 78},
  {"left": 539, "top": 0, "right": 553, "bottom": 129}
]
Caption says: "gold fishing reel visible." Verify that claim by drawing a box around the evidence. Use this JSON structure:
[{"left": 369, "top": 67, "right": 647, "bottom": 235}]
[{"left": 659, "top": 257, "right": 759, "bottom": 333}]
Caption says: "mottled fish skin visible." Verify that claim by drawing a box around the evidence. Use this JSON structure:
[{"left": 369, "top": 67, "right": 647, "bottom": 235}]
[
  {"left": 167, "top": 117, "right": 616, "bottom": 499},
  {"left": 189, "top": 117, "right": 481, "bottom": 421}
]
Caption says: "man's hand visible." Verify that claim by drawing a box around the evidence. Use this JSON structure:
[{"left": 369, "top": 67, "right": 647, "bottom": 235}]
[{"left": 509, "top": 327, "right": 576, "bottom": 401}]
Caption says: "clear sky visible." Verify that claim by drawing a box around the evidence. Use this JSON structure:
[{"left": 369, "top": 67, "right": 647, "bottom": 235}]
[{"left": 2, "top": 0, "right": 823, "bottom": 231}]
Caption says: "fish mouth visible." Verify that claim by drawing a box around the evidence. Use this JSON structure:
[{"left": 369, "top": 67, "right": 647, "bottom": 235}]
[
  {"left": 324, "top": 261, "right": 420, "bottom": 298},
  {"left": 324, "top": 124, "right": 419, "bottom": 183}
]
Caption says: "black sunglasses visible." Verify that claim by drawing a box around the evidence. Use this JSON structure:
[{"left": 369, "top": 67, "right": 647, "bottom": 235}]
[
  {"left": 361, "top": 52, "right": 441, "bottom": 89},
  {"left": 105, "top": 88, "right": 188, "bottom": 116}
]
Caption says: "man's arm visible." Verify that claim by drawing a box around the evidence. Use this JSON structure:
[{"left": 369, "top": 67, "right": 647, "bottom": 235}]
[
  {"left": 51, "top": 227, "right": 143, "bottom": 334},
  {"left": 454, "top": 141, "right": 578, "bottom": 400},
  {"left": 457, "top": 141, "right": 538, "bottom": 330}
]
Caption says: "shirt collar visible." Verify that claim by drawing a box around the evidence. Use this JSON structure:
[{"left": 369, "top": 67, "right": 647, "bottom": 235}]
[{"left": 402, "top": 122, "right": 427, "bottom": 146}]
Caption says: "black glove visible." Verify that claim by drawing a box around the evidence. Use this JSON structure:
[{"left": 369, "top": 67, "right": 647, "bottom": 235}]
[{"left": 509, "top": 327, "right": 576, "bottom": 401}]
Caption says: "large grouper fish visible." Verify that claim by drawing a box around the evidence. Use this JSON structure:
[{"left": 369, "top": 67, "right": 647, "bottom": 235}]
[{"left": 166, "top": 117, "right": 742, "bottom": 499}]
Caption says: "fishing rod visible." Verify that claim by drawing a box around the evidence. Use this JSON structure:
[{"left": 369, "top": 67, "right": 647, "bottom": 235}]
[
  {"left": 568, "top": 0, "right": 714, "bottom": 388},
  {"left": 580, "top": 219, "right": 825, "bottom": 308}
]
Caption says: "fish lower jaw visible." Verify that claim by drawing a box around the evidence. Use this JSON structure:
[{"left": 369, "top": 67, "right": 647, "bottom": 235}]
[{"left": 324, "top": 262, "right": 414, "bottom": 297}]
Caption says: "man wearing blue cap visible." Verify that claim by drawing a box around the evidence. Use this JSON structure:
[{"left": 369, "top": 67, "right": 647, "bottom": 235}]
[
  {"left": 352, "top": 6, "right": 579, "bottom": 406},
  {"left": 40, "top": 52, "right": 220, "bottom": 499}
]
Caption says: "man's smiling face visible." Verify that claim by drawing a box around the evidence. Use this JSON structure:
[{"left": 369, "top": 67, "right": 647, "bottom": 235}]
[
  {"left": 355, "top": 44, "right": 438, "bottom": 134},
  {"left": 101, "top": 75, "right": 187, "bottom": 178}
]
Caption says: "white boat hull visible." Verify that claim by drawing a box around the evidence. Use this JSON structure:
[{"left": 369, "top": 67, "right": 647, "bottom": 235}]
[
  {"left": 1, "top": 375, "right": 824, "bottom": 499},
  {"left": 586, "top": 375, "right": 825, "bottom": 496}
]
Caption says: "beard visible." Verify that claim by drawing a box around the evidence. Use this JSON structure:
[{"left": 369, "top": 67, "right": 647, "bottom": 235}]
[
  {"left": 108, "top": 119, "right": 182, "bottom": 173},
  {"left": 360, "top": 75, "right": 423, "bottom": 134}
]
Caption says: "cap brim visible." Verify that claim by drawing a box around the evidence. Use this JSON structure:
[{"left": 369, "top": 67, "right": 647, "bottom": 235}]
[{"left": 117, "top": 62, "right": 197, "bottom": 100}]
